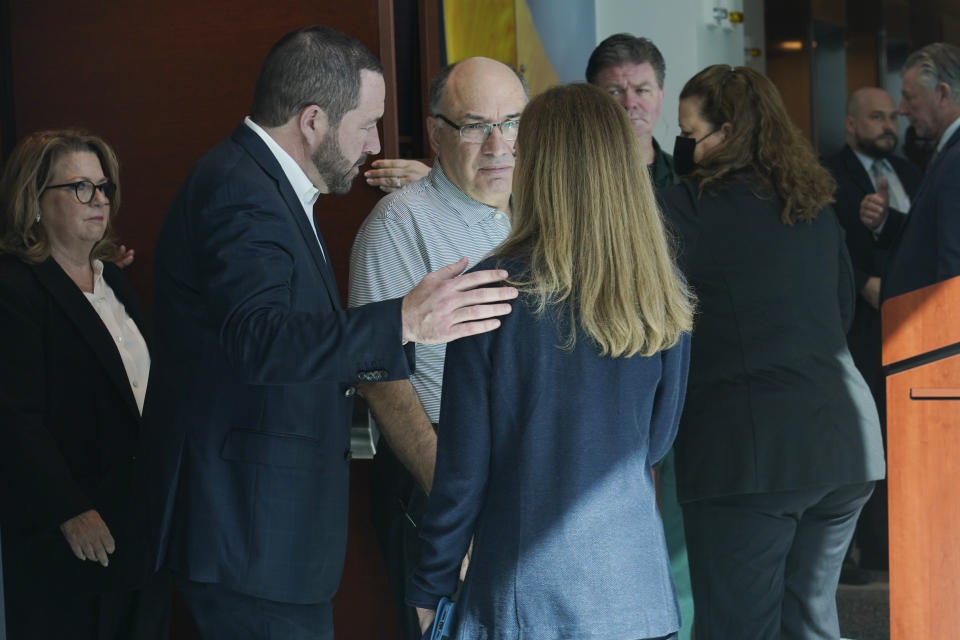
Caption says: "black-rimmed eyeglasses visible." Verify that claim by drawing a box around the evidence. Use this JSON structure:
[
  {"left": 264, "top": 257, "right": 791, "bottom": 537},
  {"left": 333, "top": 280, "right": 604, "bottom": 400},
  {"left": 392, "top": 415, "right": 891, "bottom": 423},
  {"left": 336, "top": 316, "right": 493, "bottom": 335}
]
[
  {"left": 43, "top": 180, "right": 116, "bottom": 204},
  {"left": 433, "top": 114, "right": 520, "bottom": 143}
]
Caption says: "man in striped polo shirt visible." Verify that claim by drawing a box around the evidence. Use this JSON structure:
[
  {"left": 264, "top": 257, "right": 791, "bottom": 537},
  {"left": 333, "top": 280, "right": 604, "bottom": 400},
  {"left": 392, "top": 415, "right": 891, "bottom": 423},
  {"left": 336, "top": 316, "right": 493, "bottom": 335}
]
[{"left": 348, "top": 56, "right": 526, "bottom": 640}]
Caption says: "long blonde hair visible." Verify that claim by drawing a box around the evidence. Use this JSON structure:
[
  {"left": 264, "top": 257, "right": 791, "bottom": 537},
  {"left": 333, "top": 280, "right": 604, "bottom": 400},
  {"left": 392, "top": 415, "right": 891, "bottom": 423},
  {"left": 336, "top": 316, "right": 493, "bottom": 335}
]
[
  {"left": 497, "top": 83, "right": 693, "bottom": 357},
  {"left": 0, "top": 129, "right": 121, "bottom": 263}
]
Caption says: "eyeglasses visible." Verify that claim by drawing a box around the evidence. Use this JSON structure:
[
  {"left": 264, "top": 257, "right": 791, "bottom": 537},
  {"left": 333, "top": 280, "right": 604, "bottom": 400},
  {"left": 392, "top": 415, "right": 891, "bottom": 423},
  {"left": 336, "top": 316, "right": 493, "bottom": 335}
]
[
  {"left": 433, "top": 114, "right": 520, "bottom": 143},
  {"left": 43, "top": 180, "right": 116, "bottom": 204}
]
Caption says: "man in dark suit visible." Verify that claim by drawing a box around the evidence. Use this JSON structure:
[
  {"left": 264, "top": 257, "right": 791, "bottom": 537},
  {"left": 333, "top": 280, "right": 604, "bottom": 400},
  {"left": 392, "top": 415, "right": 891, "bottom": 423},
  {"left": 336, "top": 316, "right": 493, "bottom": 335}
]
[
  {"left": 872, "top": 43, "right": 960, "bottom": 300},
  {"left": 141, "top": 26, "right": 516, "bottom": 640},
  {"left": 824, "top": 87, "right": 923, "bottom": 575}
]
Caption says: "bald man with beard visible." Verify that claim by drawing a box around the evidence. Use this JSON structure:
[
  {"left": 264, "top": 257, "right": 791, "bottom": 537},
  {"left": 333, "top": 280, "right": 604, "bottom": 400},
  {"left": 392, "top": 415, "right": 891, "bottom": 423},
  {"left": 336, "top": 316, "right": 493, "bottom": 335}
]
[{"left": 823, "top": 87, "right": 923, "bottom": 576}]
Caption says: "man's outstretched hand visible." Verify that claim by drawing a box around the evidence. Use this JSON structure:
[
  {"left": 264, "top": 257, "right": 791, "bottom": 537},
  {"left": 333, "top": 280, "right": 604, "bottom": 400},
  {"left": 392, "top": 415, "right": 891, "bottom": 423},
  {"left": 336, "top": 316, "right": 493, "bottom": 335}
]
[{"left": 402, "top": 257, "right": 517, "bottom": 344}]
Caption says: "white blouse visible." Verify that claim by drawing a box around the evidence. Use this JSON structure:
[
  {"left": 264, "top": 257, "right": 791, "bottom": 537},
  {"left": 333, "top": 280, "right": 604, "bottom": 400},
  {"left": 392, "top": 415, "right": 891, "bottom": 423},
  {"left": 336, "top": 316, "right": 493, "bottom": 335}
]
[{"left": 83, "top": 260, "right": 150, "bottom": 414}]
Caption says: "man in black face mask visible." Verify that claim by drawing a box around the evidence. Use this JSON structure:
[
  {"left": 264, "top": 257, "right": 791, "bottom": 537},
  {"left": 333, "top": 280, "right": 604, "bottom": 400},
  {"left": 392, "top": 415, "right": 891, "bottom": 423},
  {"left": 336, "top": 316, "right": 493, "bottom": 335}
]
[
  {"left": 823, "top": 87, "right": 923, "bottom": 582},
  {"left": 587, "top": 34, "right": 678, "bottom": 190}
]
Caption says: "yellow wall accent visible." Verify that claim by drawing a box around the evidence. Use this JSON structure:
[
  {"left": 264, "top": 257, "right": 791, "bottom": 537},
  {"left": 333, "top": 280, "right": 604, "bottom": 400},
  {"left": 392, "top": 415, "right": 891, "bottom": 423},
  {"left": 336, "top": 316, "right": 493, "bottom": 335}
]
[
  {"left": 442, "top": 0, "right": 560, "bottom": 98},
  {"left": 514, "top": 0, "right": 559, "bottom": 98},
  {"left": 443, "top": 0, "right": 517, "bottom": 66}
]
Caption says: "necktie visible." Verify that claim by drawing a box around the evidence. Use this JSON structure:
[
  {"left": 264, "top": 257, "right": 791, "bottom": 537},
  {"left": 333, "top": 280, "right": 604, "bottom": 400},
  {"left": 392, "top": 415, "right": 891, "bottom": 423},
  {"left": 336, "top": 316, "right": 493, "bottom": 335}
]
[{"left": 871, "top": 159, "right": 907, "bottom": 213}]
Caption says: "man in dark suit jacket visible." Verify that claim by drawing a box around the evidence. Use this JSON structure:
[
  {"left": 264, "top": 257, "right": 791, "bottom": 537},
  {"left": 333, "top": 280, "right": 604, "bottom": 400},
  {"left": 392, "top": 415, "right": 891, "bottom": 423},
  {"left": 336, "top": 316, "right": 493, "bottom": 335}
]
[
  {"left": 824, "top": 87, "right": 923, "bottom": 573},
  {"left": 141, "top": 26, "right": 516, "bottom": 640},
  {"left": 874, "top": 43, "right": 960, "bottom": 301}
]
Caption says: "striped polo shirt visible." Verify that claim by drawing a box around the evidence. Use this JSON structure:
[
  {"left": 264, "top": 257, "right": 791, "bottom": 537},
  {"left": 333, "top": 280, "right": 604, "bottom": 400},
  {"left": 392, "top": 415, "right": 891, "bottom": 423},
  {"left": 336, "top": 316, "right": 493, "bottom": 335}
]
[{"left": 348, "top": 163, "right": 511, "bottom": 422}]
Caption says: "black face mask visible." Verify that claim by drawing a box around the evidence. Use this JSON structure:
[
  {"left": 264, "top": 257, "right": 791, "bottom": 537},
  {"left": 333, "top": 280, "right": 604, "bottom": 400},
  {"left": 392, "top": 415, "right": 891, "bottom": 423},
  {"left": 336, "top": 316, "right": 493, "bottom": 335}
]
[
  {"left": 673, "top": 136, "right": 697, "bottom": 176},
  {"left": 673, "top": 129, "right": 721, "bottom": 177}
]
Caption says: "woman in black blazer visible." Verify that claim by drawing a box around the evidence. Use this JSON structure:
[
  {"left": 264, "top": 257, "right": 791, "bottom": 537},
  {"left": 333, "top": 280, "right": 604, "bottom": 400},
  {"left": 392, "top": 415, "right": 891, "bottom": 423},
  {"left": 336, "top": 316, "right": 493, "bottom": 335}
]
[
  {"left": 0, "top": 131, "right": 168, "bottom": 639},
  {"left": 660, "top": 67, "right": 885, "bottom": 639}
]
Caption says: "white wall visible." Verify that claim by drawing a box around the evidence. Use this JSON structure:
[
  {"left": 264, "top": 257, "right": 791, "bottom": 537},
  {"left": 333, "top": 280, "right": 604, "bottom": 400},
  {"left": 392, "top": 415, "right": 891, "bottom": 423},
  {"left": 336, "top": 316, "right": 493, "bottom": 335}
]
[{"left": 594, "top": 0, "right": 752, "bottom": 145}]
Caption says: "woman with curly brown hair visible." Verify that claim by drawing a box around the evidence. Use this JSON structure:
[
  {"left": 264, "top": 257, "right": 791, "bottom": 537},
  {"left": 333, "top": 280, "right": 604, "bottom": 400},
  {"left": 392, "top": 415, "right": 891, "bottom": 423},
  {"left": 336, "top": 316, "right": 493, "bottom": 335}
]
[{"left": 661, "top": 65, "right": 885, "bottom": 639}]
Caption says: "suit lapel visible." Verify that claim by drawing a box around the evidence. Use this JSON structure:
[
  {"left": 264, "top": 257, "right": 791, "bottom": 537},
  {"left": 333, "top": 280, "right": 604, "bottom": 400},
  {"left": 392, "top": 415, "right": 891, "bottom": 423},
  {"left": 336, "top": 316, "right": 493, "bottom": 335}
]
[
  {"left": 33, "top": 259, "right": 141, "bottom": 419},
  {"left": 888, "top": 128, "right": 960, "bottom": 263},
  {"left": 231, "top": 124, "right": 341, "bottom": 311},
  {"left": 908, "top": 128, "right": 959, "bottom": 213},
  {"left": 842, "top": 146, "right": 876, "bottom": 196}
]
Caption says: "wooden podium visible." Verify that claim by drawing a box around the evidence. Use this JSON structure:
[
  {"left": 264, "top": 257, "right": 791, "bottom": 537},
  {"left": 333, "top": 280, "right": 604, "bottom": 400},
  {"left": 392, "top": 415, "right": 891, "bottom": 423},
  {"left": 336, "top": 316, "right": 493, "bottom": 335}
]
[{"left": 882, "top": 275, "right": 960, "bottom": 639}]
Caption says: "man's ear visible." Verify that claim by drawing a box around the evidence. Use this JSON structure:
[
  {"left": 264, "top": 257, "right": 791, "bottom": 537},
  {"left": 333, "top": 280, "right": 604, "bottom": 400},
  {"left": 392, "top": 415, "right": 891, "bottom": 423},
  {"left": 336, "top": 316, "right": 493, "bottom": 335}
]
[
  {"left": 936, "top": 81, "right": 953, "bottom": 106},
  {"left": 720, "top": 121, "right": 734, "bottom": 140},
  {"left": 426, "top": 116, "right": 442, "bottom": 157},
  {"left": 299, "top": 105, "right": 330, "bottom": 147},
  {"left": 843, "top": 115, "right": 856, "bottom": 137}
]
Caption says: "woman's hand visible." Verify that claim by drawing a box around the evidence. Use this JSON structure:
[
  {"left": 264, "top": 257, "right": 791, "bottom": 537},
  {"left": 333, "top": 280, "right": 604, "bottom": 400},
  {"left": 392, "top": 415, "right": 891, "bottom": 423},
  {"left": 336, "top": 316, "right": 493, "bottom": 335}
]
[
  {"left": 416, "top": 606, "right": 436, "bottom": 635},
  {"left": 113, "top": 244, "right": 135, "bottom": 269},
  {"left": 365, "top": 159, "right": 431, "bottom": 193},
  {"left": 60, "top": 509, "right": 115, "bottom": 567}
]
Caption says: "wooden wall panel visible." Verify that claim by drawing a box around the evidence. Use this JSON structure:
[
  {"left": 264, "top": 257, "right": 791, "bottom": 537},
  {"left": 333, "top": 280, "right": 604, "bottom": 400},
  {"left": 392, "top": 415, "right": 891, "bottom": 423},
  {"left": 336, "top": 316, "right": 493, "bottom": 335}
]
[
  {"left": 766, "top": 52, "right": 812, "bottom": 139},
  {"left": 846, "top": 33, "right": 880, "bottom": 95},
  {"left": 7, "top": 0, "right": 398, "bottom": 308}
]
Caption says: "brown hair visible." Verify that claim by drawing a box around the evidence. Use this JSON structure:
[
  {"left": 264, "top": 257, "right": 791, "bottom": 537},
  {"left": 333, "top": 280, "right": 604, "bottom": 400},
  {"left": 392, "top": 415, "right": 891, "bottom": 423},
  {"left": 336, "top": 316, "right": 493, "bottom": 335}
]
[
  {"left": 585, "top": 33, "right": 666, "bottom": 88},
  {"left": 250, "top": 25, "right": 383, "bottom": 128},
  {"left": 496, "top": 83, "right": 693, "bottom": 357},
  {"left": 680, "top": 65, "right": 835, "bottom": 224},
  {"left": 0, "top": 129, "right": 121, "bottom": 263}
]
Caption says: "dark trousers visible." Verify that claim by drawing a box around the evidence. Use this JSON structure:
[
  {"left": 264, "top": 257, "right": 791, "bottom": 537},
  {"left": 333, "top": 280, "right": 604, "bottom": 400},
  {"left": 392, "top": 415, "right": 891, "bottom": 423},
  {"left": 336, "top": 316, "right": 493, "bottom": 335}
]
[
  {"left": 370, "top": 440, "right": 428, "bottom": 640},
  {"left": 683, "top": 482, "right": 874, "bottom": 640},
  {"left": 4, "top": 570, "right": 170, "bottom": 640},
  {"left": 175, "top": 578, "right": 332, "bottom": 640}
]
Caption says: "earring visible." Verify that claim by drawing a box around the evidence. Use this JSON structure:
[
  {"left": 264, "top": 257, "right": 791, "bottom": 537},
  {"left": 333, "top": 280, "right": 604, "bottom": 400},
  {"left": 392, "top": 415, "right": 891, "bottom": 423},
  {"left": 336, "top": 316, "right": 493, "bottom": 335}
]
[{"left": 35, "top": 213, "right": 40, "bottom": 224}]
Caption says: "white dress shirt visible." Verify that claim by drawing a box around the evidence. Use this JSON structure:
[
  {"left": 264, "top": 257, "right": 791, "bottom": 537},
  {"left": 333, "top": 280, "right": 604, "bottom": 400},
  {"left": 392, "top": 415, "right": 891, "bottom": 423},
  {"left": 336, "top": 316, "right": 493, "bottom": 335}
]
[{"left": 83, "top": 260, "right": 150, "bottom": 414}]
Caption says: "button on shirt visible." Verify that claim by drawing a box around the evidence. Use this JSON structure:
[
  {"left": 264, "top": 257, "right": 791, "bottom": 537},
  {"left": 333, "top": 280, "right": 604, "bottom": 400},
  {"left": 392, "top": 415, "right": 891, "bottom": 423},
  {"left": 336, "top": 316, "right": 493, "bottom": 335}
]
[
  {"left": 349, "top": 163, "right": 512, "bottom": 422},
  {"left": 83, "top": 260, "right": 151, "bottom": 413},
  {"left": 244, "top": 116, "right": 325, "bottom": 260}
]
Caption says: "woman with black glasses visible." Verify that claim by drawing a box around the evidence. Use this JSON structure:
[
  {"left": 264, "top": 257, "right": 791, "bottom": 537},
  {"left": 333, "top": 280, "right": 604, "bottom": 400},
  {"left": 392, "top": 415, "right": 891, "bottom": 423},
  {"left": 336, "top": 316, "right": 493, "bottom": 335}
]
[{"left": 0, "top": 130, "right": 168, "bottom": 639}]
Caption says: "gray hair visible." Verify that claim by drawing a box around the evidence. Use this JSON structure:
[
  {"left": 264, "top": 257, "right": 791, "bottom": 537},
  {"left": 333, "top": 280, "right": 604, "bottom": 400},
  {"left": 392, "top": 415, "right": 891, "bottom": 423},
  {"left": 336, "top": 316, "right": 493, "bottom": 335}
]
[
  {"left": 427, "top": 61, "right": 529, "bottom": 115},
  {"left": 904, "top": 42, "right": 960, "bottom": 104}
]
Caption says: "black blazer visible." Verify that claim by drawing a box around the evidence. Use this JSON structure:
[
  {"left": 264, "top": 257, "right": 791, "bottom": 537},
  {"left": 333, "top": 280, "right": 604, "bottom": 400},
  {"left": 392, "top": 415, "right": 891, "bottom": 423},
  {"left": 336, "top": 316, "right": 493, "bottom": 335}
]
[
  {"left": 0, "top": 255, "right": 150, "bottom": 598},
  {"left": 660, "top": 176, "right": 885, "bottom": 502},
  {"left": 141, "top": 123, "right": 414, "bottom": 605},
  {"left": 823, "top": 146, "right": 922, "bottom": 390},
  {"left": 883, "top": 126, "right": 960, "bottom": 300}
]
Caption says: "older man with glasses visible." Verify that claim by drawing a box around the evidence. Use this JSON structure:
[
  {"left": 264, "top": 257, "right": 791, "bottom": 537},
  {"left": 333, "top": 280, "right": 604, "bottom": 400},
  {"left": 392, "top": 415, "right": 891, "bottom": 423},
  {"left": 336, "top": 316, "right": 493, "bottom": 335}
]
[{"left": 349, "top": 56, "right": 526, "bottom": 640}]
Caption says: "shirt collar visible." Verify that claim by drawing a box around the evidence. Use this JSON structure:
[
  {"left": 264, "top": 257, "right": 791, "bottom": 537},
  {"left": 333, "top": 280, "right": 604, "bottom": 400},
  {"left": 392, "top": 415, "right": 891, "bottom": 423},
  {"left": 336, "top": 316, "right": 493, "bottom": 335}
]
[
  {"left": 937, "top": 115, "right": 960, "bottom": 154},
  {"left": 649, "top": 137, "right": 678, "bottom": 188},
  {"left": 852, "top": 148, "right": 892, "bottom": 175},
  {"left": 89, "top": 259, "right": 106, "bottom": 298},
  {"left": 244, "top": 116, "right": 320, "bottom": 213},
  {"left": 428, "top": 162, "right": 510, "bottom": 227}
]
